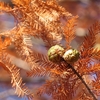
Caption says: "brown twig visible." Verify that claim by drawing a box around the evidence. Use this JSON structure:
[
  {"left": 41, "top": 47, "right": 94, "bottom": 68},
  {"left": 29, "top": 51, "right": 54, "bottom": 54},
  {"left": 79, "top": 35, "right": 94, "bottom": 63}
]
[{"left": 64, "top": 61, "right": 97, "bottom": 100}]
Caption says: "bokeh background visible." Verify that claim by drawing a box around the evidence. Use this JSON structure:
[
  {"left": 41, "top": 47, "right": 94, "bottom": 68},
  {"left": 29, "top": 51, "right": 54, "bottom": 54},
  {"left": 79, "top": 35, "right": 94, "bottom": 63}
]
[{"left": 0, "top": 0, "right": 100, "bottom": 100}]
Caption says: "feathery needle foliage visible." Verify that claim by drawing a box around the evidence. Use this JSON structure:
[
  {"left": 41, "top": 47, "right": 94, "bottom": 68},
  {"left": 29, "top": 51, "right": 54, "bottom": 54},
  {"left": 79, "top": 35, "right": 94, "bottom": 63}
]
[{"left": 0, "top": 0, "right": 100, "bottom": 100}]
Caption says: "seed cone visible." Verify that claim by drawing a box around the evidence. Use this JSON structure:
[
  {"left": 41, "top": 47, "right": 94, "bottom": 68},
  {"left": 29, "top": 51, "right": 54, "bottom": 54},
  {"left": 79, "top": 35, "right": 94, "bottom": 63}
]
[
  {"left": 48, "top": 45, "right": 64, "bottom": 63},
  {"left": 63, "top": 49, "right": 80, "bottom": 64}
]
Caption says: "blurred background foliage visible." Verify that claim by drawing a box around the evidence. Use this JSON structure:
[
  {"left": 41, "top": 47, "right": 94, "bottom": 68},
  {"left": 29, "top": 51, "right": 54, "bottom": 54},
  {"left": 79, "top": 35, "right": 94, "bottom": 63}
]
[{"left": 0, "top": 0, "right": 100, "bottom": 100}]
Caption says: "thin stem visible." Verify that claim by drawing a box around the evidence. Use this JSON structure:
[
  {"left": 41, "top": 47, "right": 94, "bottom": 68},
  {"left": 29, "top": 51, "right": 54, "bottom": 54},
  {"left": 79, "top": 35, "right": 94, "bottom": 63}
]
[{"left": 65, "top": 62, "right": 97, "bottom": 100}]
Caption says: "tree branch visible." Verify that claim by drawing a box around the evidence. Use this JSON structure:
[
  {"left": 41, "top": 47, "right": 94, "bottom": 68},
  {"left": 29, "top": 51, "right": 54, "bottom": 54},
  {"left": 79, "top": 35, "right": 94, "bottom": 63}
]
[{"left": 65, "top": 61, "right": 97, "bottom": 100}]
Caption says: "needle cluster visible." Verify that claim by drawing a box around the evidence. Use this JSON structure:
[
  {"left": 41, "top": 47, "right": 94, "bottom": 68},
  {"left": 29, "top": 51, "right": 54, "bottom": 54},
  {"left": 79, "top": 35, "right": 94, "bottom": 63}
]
[{"left": 0, "top": 0, "right": 100, "bottom": 100}]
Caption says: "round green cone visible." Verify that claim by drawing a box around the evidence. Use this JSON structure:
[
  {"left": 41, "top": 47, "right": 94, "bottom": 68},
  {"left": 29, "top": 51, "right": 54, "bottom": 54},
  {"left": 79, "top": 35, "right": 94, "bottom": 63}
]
[
  {"left": 48, "top": 45, "right": 64, "bottom": 63},
  {"left": 63, "top": 49, "right": 80, "bottom": 64}
]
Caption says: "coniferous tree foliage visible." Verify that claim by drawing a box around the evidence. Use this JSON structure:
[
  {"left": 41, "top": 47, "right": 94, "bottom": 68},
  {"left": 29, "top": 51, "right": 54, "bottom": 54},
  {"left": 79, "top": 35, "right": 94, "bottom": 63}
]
[{"left": 0, "top": 0, "right": 100, "bottom": 100}]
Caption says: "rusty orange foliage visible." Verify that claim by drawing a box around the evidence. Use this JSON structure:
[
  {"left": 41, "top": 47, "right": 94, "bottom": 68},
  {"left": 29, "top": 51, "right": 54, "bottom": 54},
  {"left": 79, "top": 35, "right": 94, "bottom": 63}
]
[{"left": 0, "top": 0, "right": 100, "bottom": 100}]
